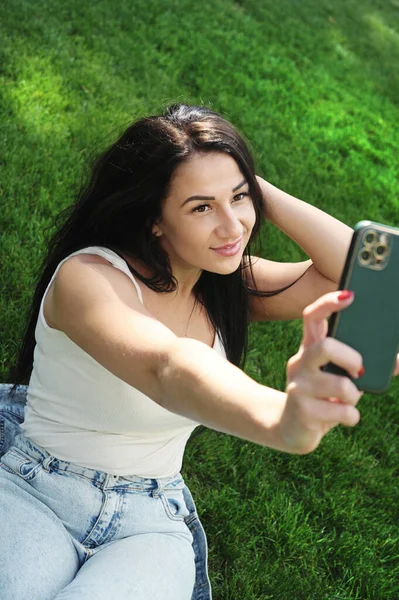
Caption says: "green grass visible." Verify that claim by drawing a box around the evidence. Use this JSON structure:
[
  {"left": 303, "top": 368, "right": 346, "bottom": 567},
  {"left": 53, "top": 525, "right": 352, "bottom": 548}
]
[{"left": 1, "top": 0, "right": 399, "bottom": 597}]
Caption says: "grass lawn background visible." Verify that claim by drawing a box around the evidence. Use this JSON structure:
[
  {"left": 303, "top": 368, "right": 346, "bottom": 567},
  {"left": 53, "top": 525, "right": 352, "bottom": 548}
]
[{"left": 1, "top": 0, "right": 399, "bottom": 597}]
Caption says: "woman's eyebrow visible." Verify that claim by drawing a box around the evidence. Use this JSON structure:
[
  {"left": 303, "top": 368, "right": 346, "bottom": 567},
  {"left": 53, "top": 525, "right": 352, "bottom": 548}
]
[{"left": 181, "top": 179, "right": 247, "bottom": 207}]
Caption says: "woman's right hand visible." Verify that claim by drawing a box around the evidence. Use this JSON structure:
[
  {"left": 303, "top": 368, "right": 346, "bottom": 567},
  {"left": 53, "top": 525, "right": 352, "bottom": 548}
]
[{"left": 280, "top": 290, "right": 364, "bottom": 454}]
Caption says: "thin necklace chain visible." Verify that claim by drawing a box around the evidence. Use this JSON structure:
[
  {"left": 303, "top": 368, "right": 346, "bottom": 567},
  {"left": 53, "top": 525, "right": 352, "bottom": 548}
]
[{"left": 184, "top": 296, "right": 198, "bottom": 337}]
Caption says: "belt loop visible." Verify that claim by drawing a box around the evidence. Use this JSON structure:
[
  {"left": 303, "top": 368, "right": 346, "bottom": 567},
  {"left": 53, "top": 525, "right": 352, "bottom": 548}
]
[{"left": 42, "top": 456, "right": 55, "bottom": 472}]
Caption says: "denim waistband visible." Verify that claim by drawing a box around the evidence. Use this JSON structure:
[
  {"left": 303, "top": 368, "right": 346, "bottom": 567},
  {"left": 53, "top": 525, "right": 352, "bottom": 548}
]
[{"left": 12, "top": 432, "right": 185, "bottom": 493}]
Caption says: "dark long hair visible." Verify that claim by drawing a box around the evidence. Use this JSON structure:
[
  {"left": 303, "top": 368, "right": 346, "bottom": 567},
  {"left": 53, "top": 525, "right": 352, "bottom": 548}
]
[{"left": 7, "top": 104, "right": 306, "bottom": 417}]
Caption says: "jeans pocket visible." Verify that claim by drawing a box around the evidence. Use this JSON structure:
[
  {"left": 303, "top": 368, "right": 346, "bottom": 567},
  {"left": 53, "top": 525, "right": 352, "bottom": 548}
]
[
  {"left": 0, "top": 414, "right": 24, "bottom": 457},
  {"left": 0, "top": 446, "right": 43, "bottom": 481},
  {"left": 160, "top": 488, "right": 191, "bottom": 522},
  {"left": 0, "top": 389, "right": 26, "bottom": 457}
]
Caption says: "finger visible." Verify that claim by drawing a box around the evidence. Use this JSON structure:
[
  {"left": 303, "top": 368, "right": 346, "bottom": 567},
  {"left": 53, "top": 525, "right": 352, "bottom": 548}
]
[
  {"left": 323, "top": 394, "right": 364, "bottom": 404},
  {"left": 300, "top": 337, "right": 364, "bottom": 380},
  {"left": 299, "top": 396, "right": 361, "bottom": 428},
  {"left": 301, "top": 290, "right": 354, "bottom": 348},
  {"left": 304, "top": 399, "right": 360, "bottom": 427},
  {"left": 295, "top": 371, "right": 363, "bottom": 406},
  {"left": 394, "top": 354, "right": 399, "bottom": 376}
]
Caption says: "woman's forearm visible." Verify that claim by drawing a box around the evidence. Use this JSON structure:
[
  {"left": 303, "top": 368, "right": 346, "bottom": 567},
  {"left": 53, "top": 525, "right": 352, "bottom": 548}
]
[
  {"left": 257, "top": 177, "right": 354, "bottom": 284},
  {"left": 157, "top": 337, "right": 291, "bottom": 451}
]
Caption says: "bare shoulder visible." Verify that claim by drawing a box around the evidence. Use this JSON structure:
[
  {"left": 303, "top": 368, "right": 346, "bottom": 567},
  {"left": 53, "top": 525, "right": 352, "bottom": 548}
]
[
  {"left": 44, "top": 253, "right": 144, "bottom": 331},
  {"left": 56, "top": 253, "right": 146, "bottom": 312},
  {"left": 43, "top": 252, "right": 177, "bottom": 399}
]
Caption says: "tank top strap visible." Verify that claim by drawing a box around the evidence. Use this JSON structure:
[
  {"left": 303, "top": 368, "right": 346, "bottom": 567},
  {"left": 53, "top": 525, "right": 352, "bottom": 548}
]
[
  {"left": 83, "top": 248, "right": 227, "bottom": 357},
  {"left": 46, "top": 246, "right": 144, "bottom": 305},
  {"left": 83, "top": 247, "right": 144, "bottom": 305}
]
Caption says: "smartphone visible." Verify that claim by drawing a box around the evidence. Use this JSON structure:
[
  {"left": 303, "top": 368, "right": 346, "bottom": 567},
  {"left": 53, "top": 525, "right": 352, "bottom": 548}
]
[{"left": 321, "top": 220, "right": 399, "bottom": 394}]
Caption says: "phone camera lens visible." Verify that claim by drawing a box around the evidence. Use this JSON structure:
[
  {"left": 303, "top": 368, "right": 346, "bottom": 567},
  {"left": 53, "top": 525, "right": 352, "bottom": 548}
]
[
  {"left": 375, "top": 244, "right": 386, "bottom": 256},
  {"left": 361, "top": 249, "right": 370, "bottom": 261},
  {"left": 364, "top": 230, "right": 376, "bottom": 244}
]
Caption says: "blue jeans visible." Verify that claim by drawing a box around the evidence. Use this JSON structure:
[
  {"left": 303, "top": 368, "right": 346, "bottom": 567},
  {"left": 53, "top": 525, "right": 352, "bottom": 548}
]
[{"left": 0, "top": 384, "right": 212, "bottom": 600}]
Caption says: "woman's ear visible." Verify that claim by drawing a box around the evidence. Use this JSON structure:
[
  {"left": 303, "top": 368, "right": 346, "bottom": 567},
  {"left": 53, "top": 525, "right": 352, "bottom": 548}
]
[{"left": 152, "top": 223, "right": 163, "bottom": 237}]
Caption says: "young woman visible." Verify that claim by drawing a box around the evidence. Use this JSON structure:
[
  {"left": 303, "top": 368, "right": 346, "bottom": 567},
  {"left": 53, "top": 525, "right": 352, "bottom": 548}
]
[{"left": 1, "top": 103, "right": 397, "bottom": 600}]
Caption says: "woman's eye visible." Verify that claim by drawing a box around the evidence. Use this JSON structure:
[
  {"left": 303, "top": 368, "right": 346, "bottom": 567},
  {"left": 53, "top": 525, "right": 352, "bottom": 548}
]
[
  {"left": 192, "top": 192, "right": 249, "bottom": 213},
  {"left": 234, "top": 192, "right": 248, "bottom": 201},
  {"left": 193, "top": 204, "right": 210, "bottom": 213}
]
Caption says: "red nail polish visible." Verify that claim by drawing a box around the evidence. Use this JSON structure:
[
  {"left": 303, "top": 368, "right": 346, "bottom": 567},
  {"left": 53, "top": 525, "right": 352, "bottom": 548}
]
[
  {"left": 358, "top": 366, "right": 365, "bottom": 378},
  {"left": 338, "top": 290, "right": 354, "bottom": 301}
]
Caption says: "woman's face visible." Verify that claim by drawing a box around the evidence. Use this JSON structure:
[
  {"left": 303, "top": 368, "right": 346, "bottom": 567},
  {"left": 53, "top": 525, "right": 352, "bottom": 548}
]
[{"left": 153, "top": 152, "right": 256, "bottom": 278}]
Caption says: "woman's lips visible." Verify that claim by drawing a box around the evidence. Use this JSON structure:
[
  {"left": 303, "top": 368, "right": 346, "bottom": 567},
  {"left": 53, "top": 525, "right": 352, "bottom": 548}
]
[{"left": 211, "top": 238, "right": 242, "bottom": 257}]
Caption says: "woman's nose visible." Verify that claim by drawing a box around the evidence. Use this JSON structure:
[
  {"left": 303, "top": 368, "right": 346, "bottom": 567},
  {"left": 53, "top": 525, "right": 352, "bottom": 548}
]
[{"left": 215, "top": 208, "right": 243, "bottom": 239}]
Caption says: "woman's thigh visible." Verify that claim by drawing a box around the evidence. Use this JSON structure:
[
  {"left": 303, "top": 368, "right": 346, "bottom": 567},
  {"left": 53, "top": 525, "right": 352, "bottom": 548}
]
[
  {"left": 0, "top": 386, "right": 206, "bottom": 599},
  {"left": 0, "top": 471, "right": 80, "bottom": 600},
  {"left": 55, "top": 532, "right": 196, "bottom": 600}
]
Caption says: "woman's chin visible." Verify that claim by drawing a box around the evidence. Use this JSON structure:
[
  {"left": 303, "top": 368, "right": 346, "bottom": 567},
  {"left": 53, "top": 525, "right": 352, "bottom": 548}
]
[{"left": 207, "top": 257, "right": 243, "bottom": 275}]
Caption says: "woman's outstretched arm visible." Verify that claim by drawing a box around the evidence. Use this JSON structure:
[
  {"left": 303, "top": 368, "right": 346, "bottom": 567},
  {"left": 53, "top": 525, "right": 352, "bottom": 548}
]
[
  {"left": 157, "top": 291, "right": 363, "bottom": 455},
  {"left": 52, "top": 256, "right": 363, "bottom": 456}
]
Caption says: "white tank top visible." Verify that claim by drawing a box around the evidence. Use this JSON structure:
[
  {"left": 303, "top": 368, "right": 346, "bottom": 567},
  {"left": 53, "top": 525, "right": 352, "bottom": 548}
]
[{"left": 21, "top": 246, "right": 226, "bottom": 477}]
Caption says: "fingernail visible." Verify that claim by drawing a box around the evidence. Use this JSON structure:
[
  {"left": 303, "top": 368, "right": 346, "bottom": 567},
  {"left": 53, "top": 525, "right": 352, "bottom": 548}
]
[
  {"left": 358, "top": 366, "right": 365, "bottom": 378},
  {"left": 338, "top": 290, "right": 354, "bottom": 301}
]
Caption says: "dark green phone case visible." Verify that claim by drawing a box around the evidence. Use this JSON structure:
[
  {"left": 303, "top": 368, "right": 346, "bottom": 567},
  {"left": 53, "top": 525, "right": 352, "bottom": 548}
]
[{"left": 322, "top": 220, "right": 399, "bottom": 394}]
